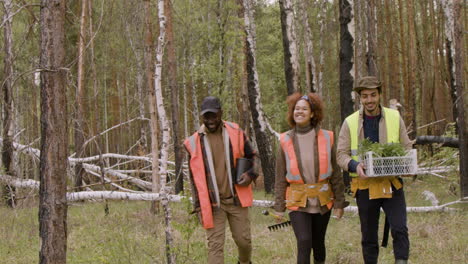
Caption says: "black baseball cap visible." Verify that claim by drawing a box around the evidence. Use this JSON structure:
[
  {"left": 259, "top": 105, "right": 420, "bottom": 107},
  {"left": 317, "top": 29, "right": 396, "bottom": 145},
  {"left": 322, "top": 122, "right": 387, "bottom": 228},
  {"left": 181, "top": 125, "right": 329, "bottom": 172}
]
[{"left": 200, "top": 96, "right": 222, "bottom": 115}]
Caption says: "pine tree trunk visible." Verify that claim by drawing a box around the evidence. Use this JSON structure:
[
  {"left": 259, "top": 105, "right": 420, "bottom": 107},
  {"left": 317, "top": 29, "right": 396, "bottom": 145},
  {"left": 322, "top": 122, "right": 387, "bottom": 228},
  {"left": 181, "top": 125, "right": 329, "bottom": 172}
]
[
  {"left": 2, "top": 0, "right": 16, "bottom": 207},
  {"left": 165, "top": 0, "right": 183, "bottom": 194},
  {"left": 397, "top": 0, "right": 408, "bottom": 109},
  {"left": 236, "top": 0, "right": 251, "bottom": 133},
  {"left": 366, "top": 0, "right": 378, "bottom": 76},
  {"left": 452, "top": 0, "right": 467, "bottom": 199},
  {"left": 406, "top": 0, "right": 417, "bottom": 139},
  {"left": 38, "top": 0, "right": 68, "bottom": 262},
  {"left": 384, "top": 0, "right": 399, "bottom": 101},
  {"left": 74, "top": 0, "right": 88, "bottom": 192},
  {"left": 243, "top": 0, "right": 276, "bottom": 193},
  {"left": 143, "top": 0, "right": 159, "bottom": 213},
  {"left": 339, "top": 0, "right": 355, "bottom": 122},
  {"left": 279, "top": 0, "right": 301, "bottom": 95}
]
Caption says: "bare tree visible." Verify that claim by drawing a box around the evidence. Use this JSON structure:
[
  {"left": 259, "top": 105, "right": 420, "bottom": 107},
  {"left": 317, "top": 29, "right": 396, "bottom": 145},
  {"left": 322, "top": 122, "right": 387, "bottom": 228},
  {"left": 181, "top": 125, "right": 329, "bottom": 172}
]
[
  {"left": 242, "top": 0, "right": 277, "bottom": 193},
  {"left": 279, "top": 0, "right": 301, "bottom": 95},
  {"left": 339, "top": 0, "right": 355, "bottom": 122},
  {"left": 452, "top": 0, "right": 467, "bottom": 198},
  {"left": 74, "top": 0, "right": 88, "bottom": 192},
  {"left": 38, "top": 0, "right": 68, "bottom": 263},
  {"left": 154, "top": 0, "right": 175, "bottom": 262},
  {"left": 165, "top": 0, "right": 183, "bottom": 194},
  {"left": 298, "top": 0, "right": 317, "bottom": 93},
  {"left": 1, "top": 0, "right": 16, "bottom": 207},
  {"left": 366, "top": 0, "right": 378, "bottom": 76}
]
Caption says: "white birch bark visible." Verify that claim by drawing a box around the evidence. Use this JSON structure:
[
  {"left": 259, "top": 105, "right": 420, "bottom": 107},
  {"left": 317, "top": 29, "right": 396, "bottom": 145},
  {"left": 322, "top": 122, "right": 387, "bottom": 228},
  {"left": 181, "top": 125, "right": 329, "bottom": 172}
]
[
  {"left": 279, "top": 0, "right": 301, "bottom": 94},
  {"left": 440, "top": 0, "right": 456, "bottom": 87},
  {"left": 243, "top": 0, "right": 279, "bottom": 139},
  {"left": 154, "top": 0, "right": 171, "bottom": 192},
  {"left": 0, "top": 176, "right": 462, "bottom": 213},
  {"left": 155, "top": 1, "right": 175, "bottom": 262},
  {"left": 298, "top": 0, "right": 318, "bottom": 93},
  {"left": 317, "top": 0, "right": 327, "bottom": 95}
]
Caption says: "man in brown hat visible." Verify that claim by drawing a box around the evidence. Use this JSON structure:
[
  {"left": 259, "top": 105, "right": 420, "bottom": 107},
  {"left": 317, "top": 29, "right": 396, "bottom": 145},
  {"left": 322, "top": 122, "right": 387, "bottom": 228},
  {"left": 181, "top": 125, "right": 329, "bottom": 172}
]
[
  {"left": 184, "top": 96, "right": 258, "bottom": 264},
  {"left": 336, "top": 76, "right": 413, "bottom": 264}
]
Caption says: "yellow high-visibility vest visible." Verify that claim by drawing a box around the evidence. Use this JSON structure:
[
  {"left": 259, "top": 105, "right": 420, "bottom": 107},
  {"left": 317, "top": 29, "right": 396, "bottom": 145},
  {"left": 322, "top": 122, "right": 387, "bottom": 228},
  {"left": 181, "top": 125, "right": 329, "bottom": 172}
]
[{"left": 345, "top": 107, "right": 402, "bottom": 199}]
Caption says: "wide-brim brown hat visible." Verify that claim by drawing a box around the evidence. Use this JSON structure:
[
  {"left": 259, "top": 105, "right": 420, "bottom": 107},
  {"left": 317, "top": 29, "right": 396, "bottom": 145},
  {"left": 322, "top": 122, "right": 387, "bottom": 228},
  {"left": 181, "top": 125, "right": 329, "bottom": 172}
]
[{"left": 353, "top": 76, "right": 382, "bottom": 93}]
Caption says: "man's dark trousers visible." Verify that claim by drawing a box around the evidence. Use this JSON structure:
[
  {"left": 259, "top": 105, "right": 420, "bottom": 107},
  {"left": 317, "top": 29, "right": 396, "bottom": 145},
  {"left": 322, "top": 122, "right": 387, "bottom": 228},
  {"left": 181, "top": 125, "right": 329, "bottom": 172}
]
[{"left": 356, "top": 186, "right": 409, "bottom": 264}]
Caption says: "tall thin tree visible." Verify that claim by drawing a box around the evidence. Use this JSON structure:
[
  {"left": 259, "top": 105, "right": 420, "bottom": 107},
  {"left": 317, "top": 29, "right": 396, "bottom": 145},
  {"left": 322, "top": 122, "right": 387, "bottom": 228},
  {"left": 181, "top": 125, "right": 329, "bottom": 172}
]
[
  {"left": 279, "top": 0, "right": 301, "bottom": 95},
  {"left": 243, "top": 0, "right": 277, "bottom": 193},
  {"left": 165, "top": 0, "right": 183, "bottom": 194},
  {"left": 38, "top": 0, "right": 68, "bottom": 263},
  {"left": 74, "top": 0, "right": 88, "bottom": 191},
  {"left": 339, "top": 0, "right": 355, "bottom": 122},
  {"left": 1, "top": 0, "right": 16, "bottom": 207},
  {"left": 452, "top": 0, "right": 467, "bottom": 199}
]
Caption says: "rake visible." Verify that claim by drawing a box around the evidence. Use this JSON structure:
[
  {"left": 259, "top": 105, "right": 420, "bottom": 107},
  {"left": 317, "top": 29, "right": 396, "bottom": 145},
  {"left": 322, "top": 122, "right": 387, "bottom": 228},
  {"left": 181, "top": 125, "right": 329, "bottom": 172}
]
[{"left": 261, "top": 210, "right": 292, "bottom": 231}]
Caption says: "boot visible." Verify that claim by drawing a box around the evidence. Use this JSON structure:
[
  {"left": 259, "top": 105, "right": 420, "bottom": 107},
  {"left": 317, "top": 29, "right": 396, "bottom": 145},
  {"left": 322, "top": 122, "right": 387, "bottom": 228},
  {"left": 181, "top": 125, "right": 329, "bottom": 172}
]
[
  {"left": 314, "top": 259, "right": 325, "bottom": 264},
  {"left": 395, "top": 260, "right": 407, "bottom": 264}
]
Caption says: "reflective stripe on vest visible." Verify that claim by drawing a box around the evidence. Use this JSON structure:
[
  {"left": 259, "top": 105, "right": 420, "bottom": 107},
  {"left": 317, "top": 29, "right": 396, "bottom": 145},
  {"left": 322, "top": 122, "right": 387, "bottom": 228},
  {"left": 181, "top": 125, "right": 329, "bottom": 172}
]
[
  {"left": 279, "top": 129, "right": 334, "bottom": 210},
  {"left": 224, "top": 121, "right": 253, "bottom": 207},
  {"left": 345, "top": 107, "right": 400, "bottom": 177}
]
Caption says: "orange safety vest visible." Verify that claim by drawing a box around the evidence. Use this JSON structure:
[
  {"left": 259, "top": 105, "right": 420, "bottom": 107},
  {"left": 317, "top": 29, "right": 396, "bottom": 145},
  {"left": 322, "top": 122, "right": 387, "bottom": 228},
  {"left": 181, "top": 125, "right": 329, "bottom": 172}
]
[
  {"left": 184, "top": 121, "right": 253, "bottom": 229},
  {"left": 279, "top": 129, "right": 334, "bottom": 211}
]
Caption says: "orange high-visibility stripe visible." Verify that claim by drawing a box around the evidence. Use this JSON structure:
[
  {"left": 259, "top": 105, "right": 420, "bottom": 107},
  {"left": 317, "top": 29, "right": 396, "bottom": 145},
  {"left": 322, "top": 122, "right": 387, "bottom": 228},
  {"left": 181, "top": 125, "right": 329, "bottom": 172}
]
[
  {"left": 280, "top": 129, "right": 334, "bottom": 210},
  {"left": 184, "top": 133, "right": 214, "bottom": 229},
  {"left": 279, "top": 133, "right": 302, "bottom": 184},
  {"left": 317, "top": 129, "right": 334, "bottom": 181},
  {"left": 224, "top": 121, "right": 253, "bottom": 207}
]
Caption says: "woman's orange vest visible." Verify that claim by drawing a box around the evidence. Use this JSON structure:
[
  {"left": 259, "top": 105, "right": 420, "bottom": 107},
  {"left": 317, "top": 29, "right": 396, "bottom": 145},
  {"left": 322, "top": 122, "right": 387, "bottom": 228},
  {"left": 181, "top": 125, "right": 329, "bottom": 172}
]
[
  {"left": 279, "top": 129, "right": 334, "bottom": 210},
  {"left": 184, "top": 121, "right": 253, "bottom": 229}
]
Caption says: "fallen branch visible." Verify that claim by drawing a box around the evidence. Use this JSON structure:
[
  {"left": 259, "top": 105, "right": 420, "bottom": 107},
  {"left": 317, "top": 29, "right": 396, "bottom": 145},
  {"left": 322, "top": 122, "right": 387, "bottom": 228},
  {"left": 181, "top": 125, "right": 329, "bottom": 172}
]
[{"left": 415, "top": 136, "right": 459, "bottom": 148}]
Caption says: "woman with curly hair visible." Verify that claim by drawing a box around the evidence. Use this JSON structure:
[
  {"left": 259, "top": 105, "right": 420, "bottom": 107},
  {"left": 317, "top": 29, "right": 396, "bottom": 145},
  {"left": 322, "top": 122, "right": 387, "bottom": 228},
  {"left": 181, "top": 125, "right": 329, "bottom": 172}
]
[{"left": 273, "top": 92, "right": 349, "bottom": 264}]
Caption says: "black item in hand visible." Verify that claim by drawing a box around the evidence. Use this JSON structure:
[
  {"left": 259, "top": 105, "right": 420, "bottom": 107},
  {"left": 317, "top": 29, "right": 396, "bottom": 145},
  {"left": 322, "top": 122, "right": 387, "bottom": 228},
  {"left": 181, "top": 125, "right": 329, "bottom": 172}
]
[{"left": 235, "top": 158, "right": 252, "bottom": 183}]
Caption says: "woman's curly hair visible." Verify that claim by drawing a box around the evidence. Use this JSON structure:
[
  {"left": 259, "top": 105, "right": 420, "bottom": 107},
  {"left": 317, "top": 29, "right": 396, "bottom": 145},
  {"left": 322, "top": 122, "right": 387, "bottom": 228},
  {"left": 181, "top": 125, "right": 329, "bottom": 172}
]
[{"left": 286, "top": 92, "right": 324, "bottom": 128}]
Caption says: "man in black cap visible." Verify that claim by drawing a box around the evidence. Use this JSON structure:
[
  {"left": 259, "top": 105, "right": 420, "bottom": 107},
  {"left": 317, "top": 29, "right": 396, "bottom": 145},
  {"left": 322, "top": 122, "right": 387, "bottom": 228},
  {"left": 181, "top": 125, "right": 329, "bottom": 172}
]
[
  {"left": 184, "top": 96, "right": 258, "bottom": 264},
  {"left": 337, "top": 76, "right": 413, "bottom": 264}
]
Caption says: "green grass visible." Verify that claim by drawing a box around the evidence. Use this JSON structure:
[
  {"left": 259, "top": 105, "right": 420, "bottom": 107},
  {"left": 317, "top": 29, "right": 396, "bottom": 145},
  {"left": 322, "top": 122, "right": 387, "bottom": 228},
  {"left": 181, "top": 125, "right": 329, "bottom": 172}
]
[{"left": 1, "top": 178, "right": 467, "bottom": 264}]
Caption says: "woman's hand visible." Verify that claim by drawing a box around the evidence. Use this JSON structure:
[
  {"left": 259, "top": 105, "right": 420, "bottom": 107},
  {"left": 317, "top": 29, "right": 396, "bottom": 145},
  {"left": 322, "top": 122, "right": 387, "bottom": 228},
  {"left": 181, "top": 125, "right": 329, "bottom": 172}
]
[{"left": 271, "top": 211, "right": 287, "bottom": 223}]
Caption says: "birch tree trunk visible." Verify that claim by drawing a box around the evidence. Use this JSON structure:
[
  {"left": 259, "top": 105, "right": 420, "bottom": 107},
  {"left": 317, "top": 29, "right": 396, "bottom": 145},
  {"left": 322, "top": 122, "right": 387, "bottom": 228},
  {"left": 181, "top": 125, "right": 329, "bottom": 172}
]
[
  {"left": 155, "top": 1, "right": 175, "bottom": 262},
  {"left": 2, "top": 0, "right": 16, "bottom": 207},
  {"left": 242, "top": 0, "right": 277, "bottom": 193},
  {"left": 143, "top": 0, "right": 159, "bottom": 213},
  {"left": 298, "top": 0, "right": 317, "bottom": 94},
  {"left": 339, "top": 0, "right": 355, "bottom": 122},
  {"left": 236, "top": 0, "right": 251, "bottom": 133},
  {"left": 279, "top": 0, "right": 301, "bottom": 95},
  {"left": 317, "top": 0, "right": 327, "bottom": 95},
  {"left": 38, "top": 0, "right": 68, "bottom": 263},
  {"left": 165, "top": 0, "right": 183, "bottom": 194},
  {"left": 74, "top": 0, "right": 88, "bottom": 191}
]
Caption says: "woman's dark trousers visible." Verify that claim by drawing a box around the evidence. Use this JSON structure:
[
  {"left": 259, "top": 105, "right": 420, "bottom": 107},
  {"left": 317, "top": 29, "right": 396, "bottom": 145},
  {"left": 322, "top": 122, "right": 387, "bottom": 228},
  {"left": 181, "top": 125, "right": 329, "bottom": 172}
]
[{"left": 289, "top": 210, "right": 331, "bottom": 264}]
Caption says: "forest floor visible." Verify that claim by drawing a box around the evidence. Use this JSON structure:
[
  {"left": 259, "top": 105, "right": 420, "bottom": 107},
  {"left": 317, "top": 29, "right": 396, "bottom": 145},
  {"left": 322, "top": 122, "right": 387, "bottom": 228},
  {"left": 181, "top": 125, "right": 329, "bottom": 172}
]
[{"left": 1, "top": 174, "right": 467, "bottom": 264}]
